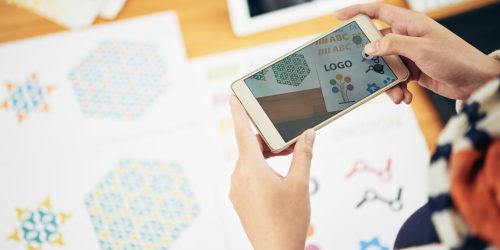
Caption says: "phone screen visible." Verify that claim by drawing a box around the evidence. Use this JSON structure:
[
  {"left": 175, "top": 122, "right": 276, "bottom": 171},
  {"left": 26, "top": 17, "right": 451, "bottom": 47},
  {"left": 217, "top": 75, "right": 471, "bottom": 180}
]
[{"left": 244, "top": 21, "right": 398, "bottom": 142}]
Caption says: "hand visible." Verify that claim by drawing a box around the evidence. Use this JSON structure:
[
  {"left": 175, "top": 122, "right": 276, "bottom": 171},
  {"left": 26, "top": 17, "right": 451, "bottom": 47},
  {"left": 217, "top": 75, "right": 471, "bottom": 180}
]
[
  {"left": 336, "top": 3, "right": 500, "bottom": 103},
  {"left": 229, "top": 96, "right": 316, "bottom": 250}
]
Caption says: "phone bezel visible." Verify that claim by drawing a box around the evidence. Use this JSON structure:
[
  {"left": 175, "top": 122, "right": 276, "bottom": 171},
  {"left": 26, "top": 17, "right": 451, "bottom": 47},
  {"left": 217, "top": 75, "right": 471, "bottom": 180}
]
[{"left": 231, "top": 14, "right": 410, "bottom": 153}]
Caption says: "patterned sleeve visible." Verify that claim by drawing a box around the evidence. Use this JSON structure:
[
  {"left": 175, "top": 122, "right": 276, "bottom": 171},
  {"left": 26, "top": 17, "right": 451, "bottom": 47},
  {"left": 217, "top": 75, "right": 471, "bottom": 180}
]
[{"left": 402, "top": 51, "right": 500, "bottom": 249}]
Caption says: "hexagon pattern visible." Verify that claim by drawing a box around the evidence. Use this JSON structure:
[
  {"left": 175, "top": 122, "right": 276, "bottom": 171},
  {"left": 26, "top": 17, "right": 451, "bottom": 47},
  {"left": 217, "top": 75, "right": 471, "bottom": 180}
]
[
  {"left": 271, "top": 53, "right": 310, "bottom": 86},
  {"left": 69, "top": 41, "right": 168, "bottom": 119},
  {"left": 85, "top": 159, "right": 199, "bottom": 250}
]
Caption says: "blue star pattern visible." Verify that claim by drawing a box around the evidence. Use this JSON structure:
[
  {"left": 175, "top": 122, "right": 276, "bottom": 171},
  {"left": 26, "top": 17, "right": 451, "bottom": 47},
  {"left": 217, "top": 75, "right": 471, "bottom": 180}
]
[
  {"left": 382, "top": 77, "right": 395, "bottom": 86},
  {"left": 85, "top": 160, "right": 199, "bottom": 250},
  {"left": 69, "top": 41, "right": 168, "bottom": 119},
  {"left": 1, "top": 73, "right": 54, "bottom": 122},
  {"left": 271, "top": 53, "right": 310, "bottom": 86},
  {"left": 360, "top": 237, "right": 389, "bottom": 250},
  {"left": 6, "top": 197, "right": 70, "bottom": 250},
  {"left": 366, "top": 83, "right": 380, "bottom": 94},
  {"left": 249, "top": 69, "right": 268, "bottom": 81}
]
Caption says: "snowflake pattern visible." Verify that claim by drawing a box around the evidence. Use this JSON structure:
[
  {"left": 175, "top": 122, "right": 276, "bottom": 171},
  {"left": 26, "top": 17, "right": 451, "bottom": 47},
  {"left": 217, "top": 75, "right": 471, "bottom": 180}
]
[
  {"left": 1, "top": 73, "right": 54, "bottom": 122},
  {"left": 366, "top": 83, "right": 380, "bottom": 94},
  {"left": 382, "top": 77, "right": 395, "bottom": 86},
  {"left": 6, "top": 197, "right": 70, "bottom": 250},
  {"left": 271, "top": 53, "right": 310, "bottom": 86},
  {"left": 249, "top": 69, "right": 268, "bottom": 81},
  {"left": 85, "top": 159, "right": 199, "bottom": 250},
  {"left": 69, "top": 41, "right": 168, "bottom": 119}
]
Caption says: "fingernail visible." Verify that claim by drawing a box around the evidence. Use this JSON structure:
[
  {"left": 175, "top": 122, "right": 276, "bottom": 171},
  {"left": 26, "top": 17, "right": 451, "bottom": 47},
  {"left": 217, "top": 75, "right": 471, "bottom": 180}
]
[
  {"left": 305, "top": 129, "right": 315, "bottom": 146},
  {"left": 365, "top": 41, "right": 379, "bottom": 54}
]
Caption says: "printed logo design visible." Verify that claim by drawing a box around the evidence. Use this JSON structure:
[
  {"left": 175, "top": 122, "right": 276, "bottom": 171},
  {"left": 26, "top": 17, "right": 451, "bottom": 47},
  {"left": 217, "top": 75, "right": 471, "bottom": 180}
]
[
  {"left": 85, "top": 159, "right": 199, "bottom": 250},
  {"left": 6, "top": 197, "right": 70, "bottom": 250},
  {"left": 271, "top": 53, "right": 310, "bottom": 86},
  {"left": 330, "top": 74, "right": 354, "bottom": 104},
  {"left": 1, "top": 73, "right": 54, "bottom": 122},
  {"left": 69, "top": 41, "right": 168, "bottom": 119}
]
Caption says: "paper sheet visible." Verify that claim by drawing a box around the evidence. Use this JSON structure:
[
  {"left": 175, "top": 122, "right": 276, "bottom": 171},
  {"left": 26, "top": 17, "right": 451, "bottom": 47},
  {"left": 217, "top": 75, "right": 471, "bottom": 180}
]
[
  {"left": 0, "top": 12, "right": 432, "bottom": 249},
  {"left": 3, "top": 0, "right": 128, "bottom": 28},
  {"left": 0, "top": 12, "right": 199, "bottom": 164},
  {"left": 191, "top": 39, "right": 430, "bottom": 249},
  {"left": 0, "top": 128, "right": 227, "bottom": 250}
]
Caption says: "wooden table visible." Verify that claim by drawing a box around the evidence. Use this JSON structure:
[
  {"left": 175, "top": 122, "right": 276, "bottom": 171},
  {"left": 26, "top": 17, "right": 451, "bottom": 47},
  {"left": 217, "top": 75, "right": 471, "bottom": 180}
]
[{"left": 0, "top": 0, "right": 495, "bottom": 151}]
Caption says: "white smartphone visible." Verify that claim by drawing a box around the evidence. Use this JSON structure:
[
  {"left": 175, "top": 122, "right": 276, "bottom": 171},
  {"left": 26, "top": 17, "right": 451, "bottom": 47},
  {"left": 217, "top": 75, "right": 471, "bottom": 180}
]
[{"left": 231, "top": 14, "right": 410, "bottom": 153}]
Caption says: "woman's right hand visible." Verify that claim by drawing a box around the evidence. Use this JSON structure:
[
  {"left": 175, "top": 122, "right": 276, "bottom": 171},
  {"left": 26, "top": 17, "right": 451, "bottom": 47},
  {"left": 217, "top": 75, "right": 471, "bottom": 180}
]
[{"left": 336, "top": 3, "right": 500, "bottom": 103}]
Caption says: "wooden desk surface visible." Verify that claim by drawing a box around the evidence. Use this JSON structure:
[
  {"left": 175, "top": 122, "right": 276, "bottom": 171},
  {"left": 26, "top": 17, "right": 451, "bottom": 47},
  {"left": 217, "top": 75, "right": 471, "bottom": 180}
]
[{"left": 0, "top": 0, "right": 495, "bottom": 151}]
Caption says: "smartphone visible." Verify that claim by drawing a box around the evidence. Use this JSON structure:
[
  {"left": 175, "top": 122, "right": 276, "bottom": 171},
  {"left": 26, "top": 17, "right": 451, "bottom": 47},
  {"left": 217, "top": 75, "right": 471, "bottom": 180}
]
[{"left": 231, "top": 14, "right": 409, "bottom": 153}]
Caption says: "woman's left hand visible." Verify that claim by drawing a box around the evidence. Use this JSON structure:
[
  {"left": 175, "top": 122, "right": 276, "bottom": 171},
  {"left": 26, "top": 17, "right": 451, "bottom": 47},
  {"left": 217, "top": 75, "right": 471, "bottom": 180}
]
[{"left": 229, "top": 96, "right": 316, "bottom": 250}]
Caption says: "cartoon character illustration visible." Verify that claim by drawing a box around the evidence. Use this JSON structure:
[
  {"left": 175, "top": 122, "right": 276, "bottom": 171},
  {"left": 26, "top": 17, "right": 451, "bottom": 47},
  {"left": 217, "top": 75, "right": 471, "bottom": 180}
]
[
  {"left": 366, "top": 64, "right": 385, "bottom": 74},
  {"left": 330, "top": 74, "right": 355, "bottom": 104}
]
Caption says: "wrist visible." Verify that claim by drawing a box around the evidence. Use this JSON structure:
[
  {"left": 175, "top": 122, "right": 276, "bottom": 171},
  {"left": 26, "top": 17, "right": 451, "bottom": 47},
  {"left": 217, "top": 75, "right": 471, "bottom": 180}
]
[{"left": 484, "top": 51, "right": 500, "bottom": 78}]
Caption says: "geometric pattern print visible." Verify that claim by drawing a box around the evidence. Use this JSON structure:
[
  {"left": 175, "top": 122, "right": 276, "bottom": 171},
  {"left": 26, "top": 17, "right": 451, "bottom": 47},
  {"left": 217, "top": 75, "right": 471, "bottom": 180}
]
[
  {"left": 85, "top": 159, "right": 199, "bottom": 250},
  {"left": 6, "top": 197, "right": 70, "bottom": 250},
  {"left": 366, "top": 77, "right": 395, "bottom": 94},
  {"left": 1, "top": 72, "right": 54, "bottom": 123},
  {"left": 249, "top": 69, "right": 268, "bottom": 81},
  {"left": 271, "top": 53, "right": 310, "bottom": 86},
  {"left": 69, "top": 41, "right": 168, "bottom": 119}
]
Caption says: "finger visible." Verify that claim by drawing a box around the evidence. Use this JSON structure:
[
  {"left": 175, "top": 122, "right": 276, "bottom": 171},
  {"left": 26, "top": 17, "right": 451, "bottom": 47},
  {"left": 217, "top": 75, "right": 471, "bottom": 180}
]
[
  {"left": 380, "top": 27, "right": 392, "bottom": 36},
  {"left": 364, "top": 33, "right": 423, "bottom": 60},
  {"left": 335, "top": 3, "right": 411, "bottom": 25},
  {"left": 230, "top": 96, "right": 262, "bottom": 156},
  {"left": 385, "top": 85, "right": 404, "bottom": 104},
  {"left": 287, "top": 129, "right": 315, "bottom": 183},
  {"left": 401, "top": 83, "right": 414, "bottom": 104},
  {"left": 255, "top": 135, "right": 295, "bottom": 159}
]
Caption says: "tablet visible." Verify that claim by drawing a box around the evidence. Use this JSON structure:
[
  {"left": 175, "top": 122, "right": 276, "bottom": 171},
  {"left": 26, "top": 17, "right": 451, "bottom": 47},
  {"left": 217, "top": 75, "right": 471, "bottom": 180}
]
[{"left": 227, "top": 0, "right": 377, "bottom": 36}]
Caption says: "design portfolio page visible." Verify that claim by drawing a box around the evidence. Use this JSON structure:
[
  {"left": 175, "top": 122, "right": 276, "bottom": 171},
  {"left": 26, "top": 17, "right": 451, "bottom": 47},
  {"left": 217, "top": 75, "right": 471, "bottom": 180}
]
[{"left": 245, "top": 22, "right": 398, "bottom": 141}]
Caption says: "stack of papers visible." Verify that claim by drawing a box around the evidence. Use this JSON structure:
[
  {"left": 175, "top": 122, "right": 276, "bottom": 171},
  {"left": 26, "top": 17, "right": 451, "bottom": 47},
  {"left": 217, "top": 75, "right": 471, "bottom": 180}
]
[{"left": 3, "top": 0, "right": 128, "bottom": 29}]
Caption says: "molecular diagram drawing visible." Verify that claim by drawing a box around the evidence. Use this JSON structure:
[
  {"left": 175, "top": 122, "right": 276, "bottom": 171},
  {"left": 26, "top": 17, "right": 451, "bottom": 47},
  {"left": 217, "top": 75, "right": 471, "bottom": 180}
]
[
  {"left": 271, "top": 53, "right": 310, "bottom": 86},
  {"left": 356, "top": 187, "right": 403, "bottom": 212},
  {"left": 69, "top": 40, "right": 168, "bottom": 119},
  {"left": 6, "top": 197, "right": 70, "bottom": 250},
  {"left": 330, "top": 74, "right": 355, "bottom": 104},
  {"left": 1, "top": 72, "right": 55, "bottom": 123},
  {"left": 85, "top": 159, "right": 199, "bottom": 250},
  {"left": 346, "top": 159, "right": 393, "bottom": 182},
  {"left": 360, "top": 237, "right": 389, "bottom": 250},
  {"left": 361, "top": 50, "right": 385, "bottom": 75}
]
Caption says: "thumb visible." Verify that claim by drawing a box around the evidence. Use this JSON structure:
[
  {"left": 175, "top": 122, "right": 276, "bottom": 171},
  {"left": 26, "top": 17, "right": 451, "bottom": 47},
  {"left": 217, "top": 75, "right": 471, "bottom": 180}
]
[
  {"left": 287, "top": 129, "right": 316, "bottom": 182},
  {"left": 364, "top": 33, "right": 422, "bottom": 60}
]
